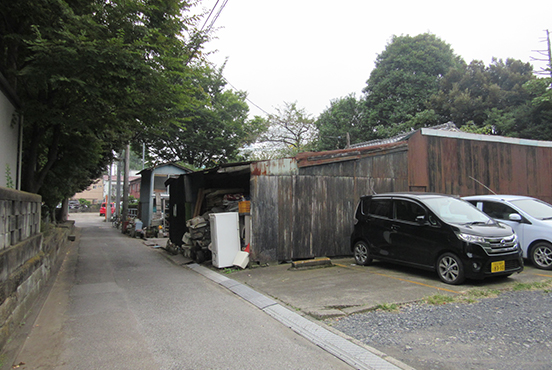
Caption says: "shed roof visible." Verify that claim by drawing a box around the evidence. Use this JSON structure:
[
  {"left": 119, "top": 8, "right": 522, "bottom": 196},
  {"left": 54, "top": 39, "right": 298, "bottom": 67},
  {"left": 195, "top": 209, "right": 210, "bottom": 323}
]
[
  {"left": 137, "top": 162, "right": 193, "bottom": 175},
  {"left": 296, "top": 122, "right": 552, "bottom": 168}
]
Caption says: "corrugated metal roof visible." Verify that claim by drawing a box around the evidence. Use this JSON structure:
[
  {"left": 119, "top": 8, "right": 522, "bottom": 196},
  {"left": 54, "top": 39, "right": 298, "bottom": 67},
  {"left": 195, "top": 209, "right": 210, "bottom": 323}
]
[
  {"left": 349, "top": 122, "right": 459, "bottom": 149},
  {"left": 422, "top": 128, "right": 552, "bottom": 148},
  {"left": 296, "top": 141, "right": 409, "bottom": 168}
]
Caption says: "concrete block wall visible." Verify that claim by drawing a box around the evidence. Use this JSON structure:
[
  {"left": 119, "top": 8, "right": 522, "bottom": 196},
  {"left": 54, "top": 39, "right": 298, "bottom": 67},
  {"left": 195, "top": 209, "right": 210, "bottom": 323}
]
[
  {"left": 0, "top": 187, "right": 41, "bottom": 250},
  {"left": 0, "top": 187, "right": 73, "bottom": 351}
]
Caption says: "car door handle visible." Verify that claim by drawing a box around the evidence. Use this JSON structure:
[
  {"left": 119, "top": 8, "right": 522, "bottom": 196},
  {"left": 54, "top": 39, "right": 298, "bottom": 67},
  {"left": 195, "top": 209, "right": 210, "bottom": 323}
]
[{"left": 391, "top": 225, "right": 400, "bottom": 231}]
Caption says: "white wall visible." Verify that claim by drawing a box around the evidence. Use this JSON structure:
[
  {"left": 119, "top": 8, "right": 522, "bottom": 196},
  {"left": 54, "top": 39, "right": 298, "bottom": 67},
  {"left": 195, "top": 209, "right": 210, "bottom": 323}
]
[{"left": 0, "top": 91, "right": 20, "bottom": 189}]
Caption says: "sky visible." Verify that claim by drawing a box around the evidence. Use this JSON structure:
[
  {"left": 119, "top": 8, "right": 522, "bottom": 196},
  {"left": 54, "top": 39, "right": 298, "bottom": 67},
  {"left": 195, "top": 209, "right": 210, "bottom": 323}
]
[{"left": 194, "top": 0, "right": 552, "bottom": 119}]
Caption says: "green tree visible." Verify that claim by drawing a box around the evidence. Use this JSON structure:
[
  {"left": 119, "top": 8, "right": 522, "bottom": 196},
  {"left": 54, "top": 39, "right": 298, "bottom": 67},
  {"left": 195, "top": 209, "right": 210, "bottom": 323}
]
[
  {"left": 428, "top": 58, "right": 536, "bottom": 133},
  {"left": 512, "top": 77, "right": 552, "bottom": 140},
  {"left": 363, "top": 33, "right": 462, "bottom": 134},
  {"left": 143, "top": 65, "right": 264, "bottom": 168},
  {"left": 315, "top": 94, "right": 365, "bottom": 151},
  {"left": 0, "top": 0, "right": 206, "bottom": 212},
  {"left": 256, "top": 102, "right": 317, "bottom": 158}
]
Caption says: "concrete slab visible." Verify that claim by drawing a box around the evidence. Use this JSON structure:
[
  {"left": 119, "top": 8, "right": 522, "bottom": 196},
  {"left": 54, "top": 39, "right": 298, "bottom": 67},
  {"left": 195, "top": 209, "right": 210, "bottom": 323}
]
[{"left": 227, "top": 257, "right": 552, "bottom": 319}]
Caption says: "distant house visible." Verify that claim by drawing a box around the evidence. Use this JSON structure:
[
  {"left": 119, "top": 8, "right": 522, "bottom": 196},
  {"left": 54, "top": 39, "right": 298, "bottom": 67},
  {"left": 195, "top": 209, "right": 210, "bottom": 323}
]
[
  {"left": 0, "top": 73, "right": 22, "bottom": 189},
  {"left": 73, "top": 174, "right": 140, "bottom": 204},
  {"left": 73, "top": 178, "right": 104, "bottom": 204},
  {"left": 138, "top": 163, "right": 193, "bottom": 227},
  {"left": 129, "top": 176, "right": 141, "bottom": 200}
]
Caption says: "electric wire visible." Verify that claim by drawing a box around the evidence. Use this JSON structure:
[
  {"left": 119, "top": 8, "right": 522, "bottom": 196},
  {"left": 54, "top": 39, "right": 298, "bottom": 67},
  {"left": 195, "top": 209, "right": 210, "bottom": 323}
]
[
  {"left": 221, "top": 76, "right": 271, "bottom": 116},
  {"left": 200, "top": 0, "right": 271, "bottom": 117}
]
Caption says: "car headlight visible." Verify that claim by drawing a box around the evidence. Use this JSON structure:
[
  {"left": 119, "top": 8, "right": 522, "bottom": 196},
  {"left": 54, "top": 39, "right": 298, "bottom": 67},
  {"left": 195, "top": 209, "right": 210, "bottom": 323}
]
[{"left": 456, "top": 233, "right": 486, "bottom": 244}]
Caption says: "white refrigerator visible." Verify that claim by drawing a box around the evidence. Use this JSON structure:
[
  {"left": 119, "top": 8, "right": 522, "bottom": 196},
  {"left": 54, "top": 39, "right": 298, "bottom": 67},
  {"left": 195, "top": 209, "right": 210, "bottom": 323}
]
[{"left": 209, "top": 212, "right": 240, "bottom": 268}]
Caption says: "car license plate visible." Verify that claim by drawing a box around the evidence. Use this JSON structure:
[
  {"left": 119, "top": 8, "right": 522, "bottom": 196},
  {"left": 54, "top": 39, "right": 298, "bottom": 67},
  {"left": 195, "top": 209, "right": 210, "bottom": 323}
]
[{"left": 491, "top": 261, "right": 505, "bottom": 273}]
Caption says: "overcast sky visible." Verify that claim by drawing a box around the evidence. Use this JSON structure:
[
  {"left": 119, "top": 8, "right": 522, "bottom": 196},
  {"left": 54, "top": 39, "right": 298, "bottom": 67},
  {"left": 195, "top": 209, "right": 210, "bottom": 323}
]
[{"left": 195, "top": 0, "right": 552, "bottom": 119}]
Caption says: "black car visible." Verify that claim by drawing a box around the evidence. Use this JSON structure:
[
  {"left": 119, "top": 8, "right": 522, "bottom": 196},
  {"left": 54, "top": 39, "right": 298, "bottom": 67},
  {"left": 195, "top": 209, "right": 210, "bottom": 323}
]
[{"left": 350, "top": 193, "right": 524, "bottom": 284}]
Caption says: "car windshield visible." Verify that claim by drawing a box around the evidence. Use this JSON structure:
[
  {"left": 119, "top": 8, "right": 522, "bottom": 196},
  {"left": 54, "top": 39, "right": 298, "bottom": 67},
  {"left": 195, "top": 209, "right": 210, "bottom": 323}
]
[
  {"left": 423, "top": 196, "right": 492, "bottom": 225},
  {"left": 510, "top": 199, "right": 552, "bottom": 220}
]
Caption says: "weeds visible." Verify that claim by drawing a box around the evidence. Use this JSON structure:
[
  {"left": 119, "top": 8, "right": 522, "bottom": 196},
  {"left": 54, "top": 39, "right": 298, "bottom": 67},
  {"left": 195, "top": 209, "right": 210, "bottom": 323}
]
[
  {"left": 424, "top": 294, "right": 454, "bottom": 305},
  {"left": 512, "top": 280, "right": 552, "bottom": 291},
  {"left": 374, "top": 303, "right": 399, "bottom": 312}
]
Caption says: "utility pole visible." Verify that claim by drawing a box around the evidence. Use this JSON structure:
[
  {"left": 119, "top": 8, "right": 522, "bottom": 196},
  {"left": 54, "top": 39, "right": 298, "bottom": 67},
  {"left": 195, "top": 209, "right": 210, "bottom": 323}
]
[
  {"left": 115, "top": 154, "right": 122, "bottom": 220},
  {"left": 531, "top": 29, "right": 552, "bottom": 78},
  {"left": 121, "top": 144, "right": 130, "bottom": 225},
  {"left": 106, "top": 162, "right": 112, "bottom": 222},
  {"left": 547, "top": 29, "right": 552, "bottom": 79}
]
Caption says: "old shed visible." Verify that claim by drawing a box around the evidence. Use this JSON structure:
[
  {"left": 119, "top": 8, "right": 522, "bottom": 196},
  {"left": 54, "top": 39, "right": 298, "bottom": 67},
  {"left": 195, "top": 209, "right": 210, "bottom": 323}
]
[
  {"left": 169, "top": 125, "right": 552, "bottom": 264},
  {"left": 138, "top": 163, "right": 192, "bottom": 227}
]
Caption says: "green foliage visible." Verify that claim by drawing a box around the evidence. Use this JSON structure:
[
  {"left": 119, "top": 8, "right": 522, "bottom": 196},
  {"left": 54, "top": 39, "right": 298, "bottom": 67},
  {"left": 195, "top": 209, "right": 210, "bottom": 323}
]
[
  {"left": 78, "top": 198, "right": 91, "bottom": 207},
  {"left": 424, "top": 294, "right": 455, "bottom": 305},
  {"left": 363, "top": 33, "right": 462, "bottom": 133},
  {"left": 374, "top": 303, "right": 399, "bottom": 312},
  {"left": 4, "top": 165, "right": 14, "bottom": 189},
  {"left": 128, "top": 195, "right": 138, "bottom": 205},
  {"left": 512, "top": 280, "right": 552, "bottom": 291},
  {"left": 0, "top": 0, "right": 208, "bottom": 213},
  {"left": 256, "top": 102, "right": 317, "bottom": 158},
  {"left": 144, "top": 64, "right": 262, "bottom": 168},
  {"left": 315, "top": 94, "right": 365, "bottom": 151},
  {"left": 429, "top": 58, "right": 537, "bottom": 135}
]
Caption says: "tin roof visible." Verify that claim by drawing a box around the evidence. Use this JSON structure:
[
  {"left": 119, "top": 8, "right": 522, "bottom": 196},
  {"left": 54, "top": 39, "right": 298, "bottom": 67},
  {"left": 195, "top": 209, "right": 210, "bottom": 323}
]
[{"left": 296, "top": 121, "right": 552, "bottom": 168}]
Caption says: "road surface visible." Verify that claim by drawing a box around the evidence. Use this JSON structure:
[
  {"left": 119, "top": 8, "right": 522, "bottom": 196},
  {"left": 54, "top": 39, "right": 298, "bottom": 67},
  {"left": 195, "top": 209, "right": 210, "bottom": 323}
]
[{"left": 10, "top": 213, "right": 351, "bottom": 370}]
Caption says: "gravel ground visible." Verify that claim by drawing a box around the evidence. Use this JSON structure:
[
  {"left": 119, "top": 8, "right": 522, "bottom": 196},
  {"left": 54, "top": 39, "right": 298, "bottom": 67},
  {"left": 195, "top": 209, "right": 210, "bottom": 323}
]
[{"left": 328, "top": 290, "right": 552, "bottom": 370}]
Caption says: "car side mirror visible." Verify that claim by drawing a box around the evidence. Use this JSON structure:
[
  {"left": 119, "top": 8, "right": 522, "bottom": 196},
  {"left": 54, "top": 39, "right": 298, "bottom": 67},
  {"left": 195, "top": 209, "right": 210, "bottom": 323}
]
[{"left": 508, "top": 213, "right": 522, "bottom": 222}]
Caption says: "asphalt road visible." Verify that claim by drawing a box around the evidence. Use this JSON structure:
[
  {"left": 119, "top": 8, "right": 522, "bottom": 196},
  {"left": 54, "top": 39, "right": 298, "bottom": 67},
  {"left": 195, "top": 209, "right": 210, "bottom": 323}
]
[{"left": 10, "top": 213, "right": 352, "bottom": 370}]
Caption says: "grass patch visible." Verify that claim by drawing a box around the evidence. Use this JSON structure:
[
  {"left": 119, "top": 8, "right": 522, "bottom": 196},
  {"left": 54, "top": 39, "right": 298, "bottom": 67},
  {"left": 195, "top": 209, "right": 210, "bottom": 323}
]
[
  {"left": 222, "top": 267, "right": 240, "bottom": 274},
  {"left": 424, "top": 294, "right": 454, "bottom": 305},
  {"left": 512, "top": 280, "right": 552, "bottom": 291},
  {"left": 374, "top": 303, "right": 399, "bottom": 312}
]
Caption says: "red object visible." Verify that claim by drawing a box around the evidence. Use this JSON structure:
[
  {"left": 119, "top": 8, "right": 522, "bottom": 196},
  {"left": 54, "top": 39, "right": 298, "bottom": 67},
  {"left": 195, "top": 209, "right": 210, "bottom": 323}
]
[
  {"left": 100, "top": 202, "right": 115, "bottom": 216},
  {"left": 244, "top": 244, "right": 250, "bottom": 253}
]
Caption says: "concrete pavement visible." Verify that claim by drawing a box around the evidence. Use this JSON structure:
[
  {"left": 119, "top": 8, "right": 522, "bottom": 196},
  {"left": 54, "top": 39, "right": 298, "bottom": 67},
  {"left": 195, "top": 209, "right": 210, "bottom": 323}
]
[
  {"left": 3, "top": 214, "right": 357, "bottom": 370},
  {"left": 156, "top": 238, "right": 552, "bottom": 370},
  {"left": 222, "top": 256, "right": 552, "bottom": 320},
  {"left": 6, "top": 212, "right": 552, "bottom": 370}
]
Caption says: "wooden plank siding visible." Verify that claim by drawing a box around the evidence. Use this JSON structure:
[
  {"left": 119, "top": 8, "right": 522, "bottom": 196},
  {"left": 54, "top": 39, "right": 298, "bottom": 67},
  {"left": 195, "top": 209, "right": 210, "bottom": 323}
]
[
  {"left": 250, "top": 148, "right": 408, "bottom": 262},
  {"left": 409, "top": 130, "right": 552, "bottom": 203}
]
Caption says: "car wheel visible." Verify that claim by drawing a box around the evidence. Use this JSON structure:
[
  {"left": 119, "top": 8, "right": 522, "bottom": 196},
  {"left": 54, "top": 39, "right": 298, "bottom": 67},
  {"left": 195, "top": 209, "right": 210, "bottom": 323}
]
[
  {"left": 436, "top": 253, "right": 465, "bottom": 285},
  {"left": 354, "top": 241, "right": 372, "bottom": 266},
  {"left": 530, "top": 242, "right": 552, "bottom": 270}
]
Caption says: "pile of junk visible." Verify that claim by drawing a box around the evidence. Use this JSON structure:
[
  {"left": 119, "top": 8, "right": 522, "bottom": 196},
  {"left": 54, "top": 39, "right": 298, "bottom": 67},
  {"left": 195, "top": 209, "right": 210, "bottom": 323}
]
[{"left": 165, "top": 188, "right": 250, "bottom": 265}]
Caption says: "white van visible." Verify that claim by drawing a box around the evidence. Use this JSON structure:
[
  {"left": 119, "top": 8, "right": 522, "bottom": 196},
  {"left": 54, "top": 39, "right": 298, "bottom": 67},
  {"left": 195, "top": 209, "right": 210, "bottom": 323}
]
[{"left": 464, "top": 195, "right": 552, "bottom": 270}]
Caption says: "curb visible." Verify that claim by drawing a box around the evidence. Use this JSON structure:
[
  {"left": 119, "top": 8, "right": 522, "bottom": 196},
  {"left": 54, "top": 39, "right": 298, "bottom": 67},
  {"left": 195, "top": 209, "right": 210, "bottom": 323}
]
[{"left": 186, "top": 263, "right": 413, "bottom": 370}]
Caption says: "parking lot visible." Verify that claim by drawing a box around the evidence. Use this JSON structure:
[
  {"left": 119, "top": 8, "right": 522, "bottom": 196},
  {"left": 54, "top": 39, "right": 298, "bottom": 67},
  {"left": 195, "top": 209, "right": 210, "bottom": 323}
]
[{"left": 228, "top": 258, "right": 552, "bottom": 319}]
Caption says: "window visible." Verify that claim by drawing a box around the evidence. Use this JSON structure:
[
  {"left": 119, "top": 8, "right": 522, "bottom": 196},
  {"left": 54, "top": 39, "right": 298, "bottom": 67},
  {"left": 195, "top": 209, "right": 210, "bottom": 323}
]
[
  {"left": 368, "top": 199, "right": 392, "bottom": 219},
  {"left": 395, "top": 200, "right": 426, "bottom": 223},
  {"left": 482, "top": 202, "right": 516, "bottom": 220}
]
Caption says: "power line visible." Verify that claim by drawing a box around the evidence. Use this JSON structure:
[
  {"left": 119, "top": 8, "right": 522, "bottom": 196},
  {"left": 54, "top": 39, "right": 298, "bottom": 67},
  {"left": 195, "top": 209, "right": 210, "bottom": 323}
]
[
  {"left": 199, "top": 1, "right": 272, "bottom": 117},
  {"left": 221, "top": 76, "right": 271, "bottom": 116},
  {"left": 200, "top": 0, "right": 220, "bottom": 31}
]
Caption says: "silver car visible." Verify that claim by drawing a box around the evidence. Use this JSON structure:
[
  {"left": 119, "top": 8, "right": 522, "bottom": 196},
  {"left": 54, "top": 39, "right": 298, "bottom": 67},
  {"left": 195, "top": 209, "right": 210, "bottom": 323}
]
[{"left": 464, "top": 195, "right": 552, "bottom": 270}]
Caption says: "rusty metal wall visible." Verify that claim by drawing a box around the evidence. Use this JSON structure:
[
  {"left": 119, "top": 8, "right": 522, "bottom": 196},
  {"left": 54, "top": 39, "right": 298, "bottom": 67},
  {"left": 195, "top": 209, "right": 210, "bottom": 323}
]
[
  {"left": 250, "top": 149, "right": 409, "bottom": 262},
  {"left": 419, "top": 135, "right": 552, "bottom": 203}
]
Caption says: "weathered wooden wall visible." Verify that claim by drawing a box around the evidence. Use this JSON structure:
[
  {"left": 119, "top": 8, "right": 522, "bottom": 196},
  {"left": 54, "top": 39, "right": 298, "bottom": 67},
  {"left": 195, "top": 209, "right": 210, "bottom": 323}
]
[
  {"left": 250, "top": 148, "right": 409, "bottom": 262},
  {"left": 408, "top": 130, "right": 552, "bottom": 203}
]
